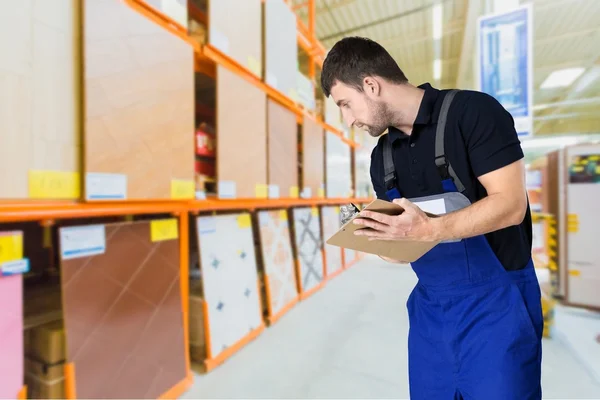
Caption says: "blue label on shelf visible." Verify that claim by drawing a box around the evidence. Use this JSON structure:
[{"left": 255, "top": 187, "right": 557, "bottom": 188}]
[{"left": 1, "top": 258, "right": 30, "bottom": 276}]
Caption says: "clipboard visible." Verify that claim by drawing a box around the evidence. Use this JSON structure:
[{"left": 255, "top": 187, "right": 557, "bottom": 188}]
[{"left": 325, "top": 199, "right": 441, "bottom": 262}]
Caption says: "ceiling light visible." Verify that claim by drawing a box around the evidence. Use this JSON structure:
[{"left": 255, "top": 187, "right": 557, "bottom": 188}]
[
  {"left": 433, "top": 59, "right": 441, "bottom": 80},
  {"left": 540, "top": 67, "right": 585, "bottom": 89},
  {"left": 432, "top": 4, "right": 442, "bottom": 40}
]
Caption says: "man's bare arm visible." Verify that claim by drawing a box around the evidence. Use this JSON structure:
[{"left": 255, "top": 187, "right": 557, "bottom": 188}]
[
  {"left": 430, "top": 159, "right": 528, "bottom": 241},
  {"left": 353, "top": 159, "right": 529, "bottom": 243}
]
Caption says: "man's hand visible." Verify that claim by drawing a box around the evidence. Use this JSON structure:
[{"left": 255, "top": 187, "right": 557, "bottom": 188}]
[{"left": 352, "top": 198, "right": 439, "bottom": 242}]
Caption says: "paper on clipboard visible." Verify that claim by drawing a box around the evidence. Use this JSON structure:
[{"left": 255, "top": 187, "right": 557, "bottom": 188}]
[{"left": 325, "top": 199, "right": 441, "bottom": 263}]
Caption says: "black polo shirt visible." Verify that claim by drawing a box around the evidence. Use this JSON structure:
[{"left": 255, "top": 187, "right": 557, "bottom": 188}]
[{"left": 369, "top": 83, "right": 532, "bottom": 271}]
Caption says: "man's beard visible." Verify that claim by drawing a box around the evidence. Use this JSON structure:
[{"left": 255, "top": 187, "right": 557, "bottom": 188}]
[{"left": 364, "top": 99, "right": 393, "bottom": 137}]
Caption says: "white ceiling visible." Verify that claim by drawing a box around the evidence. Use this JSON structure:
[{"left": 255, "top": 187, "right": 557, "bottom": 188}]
[{"left": 293, "top": 0, "right": 600, "bottom": 138}]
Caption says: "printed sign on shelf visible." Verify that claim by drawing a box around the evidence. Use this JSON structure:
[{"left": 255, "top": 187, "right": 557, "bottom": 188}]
[
  {"left": 86, "top": 173, "right": 127, "bottom": 200},
  {"left": 60, "top": 225, "right": 106, "bottom": 260}
]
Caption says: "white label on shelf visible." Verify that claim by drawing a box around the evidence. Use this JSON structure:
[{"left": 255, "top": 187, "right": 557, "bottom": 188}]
[
  {"left": 266, "top": 71, "right": 279, "bottom": 90},
  {"left": 198, "top": 216, "right": 217, "bottom": 236},
  {"left": 268, "top": 184, "right": 280, "bottom": 199},
  {"left": 86, "top": 173, "right": 127, "bottom": 200},
  {"left": 210, "top": 27, "right": 230, "bottom": 55},
  {"left": 414, "top": 198, "right": 446, "bottom": 216},
  {"left": 218, "top": 181, "right": 237, "bottom": 199},
  {"left": 301, "top": 187, "right": 312, "bottom": 199},
  {"left": 195, "top": 190, "right": 207, "bottom": 200},
  {"left": 1, "top": 258, "right": 30, "bottom": 276},
  {"left": 60, "top": 225, "right": 106, "bottom": 260}
]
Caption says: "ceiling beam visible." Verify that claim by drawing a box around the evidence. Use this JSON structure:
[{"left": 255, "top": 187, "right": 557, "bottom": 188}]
[
  {"left": 535, "top": 46, "right": 600, "bottom": 132},
  {"left": 318, "top": 0, "right": 451, "bottom": 42},
  {"left": 533, "top": 96, "right": 600, "bottom": 111},
  {"left": 377, "top": 20, "right": 465, "bottom": 48}
]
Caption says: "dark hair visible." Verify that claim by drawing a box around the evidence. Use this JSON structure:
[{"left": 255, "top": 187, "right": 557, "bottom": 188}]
[{"left": 321, "top": 36, "right": 408, "bottom": 97}]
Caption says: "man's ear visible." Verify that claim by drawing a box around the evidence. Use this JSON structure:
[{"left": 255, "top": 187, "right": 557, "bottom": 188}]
[{"left": 363, "top": 76, "right": 380, "bottom": 97}]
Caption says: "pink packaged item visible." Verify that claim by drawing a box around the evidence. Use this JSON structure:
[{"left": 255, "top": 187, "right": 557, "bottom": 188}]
[{"left": 0, "top": 274, "right": 24, "bottom": 399}]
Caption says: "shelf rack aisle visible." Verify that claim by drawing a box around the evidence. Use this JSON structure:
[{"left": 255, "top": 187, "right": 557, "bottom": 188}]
[
  {"left": 0, "top": 0, "right": 375, "bottom": 397},
  {"left": 0, "top": 203, "right": 193, "bottom": 399}
]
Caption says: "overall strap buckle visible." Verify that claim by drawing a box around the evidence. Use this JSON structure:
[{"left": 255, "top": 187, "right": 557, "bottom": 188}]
[{"left": 434, "top": 155, "right": 451, "bottom": 180}]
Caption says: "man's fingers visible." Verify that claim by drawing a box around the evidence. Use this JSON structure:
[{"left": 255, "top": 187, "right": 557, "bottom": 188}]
[
  {"left": 358, "top": 210, "right": 394, "bottom": 225},
  {"left": 393, "top": 197, "right": 417, "bottom": 211},
  {"left": 353, "top": 228, "right": 392, "bottom": 239},
  {"left": 353, "top": 217, "right": 389, "bottom": 232}
]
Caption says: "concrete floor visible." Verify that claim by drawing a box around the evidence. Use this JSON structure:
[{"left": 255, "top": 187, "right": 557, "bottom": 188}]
[{"left": 182, "top": 255, "right": 600, "bottom": 399}]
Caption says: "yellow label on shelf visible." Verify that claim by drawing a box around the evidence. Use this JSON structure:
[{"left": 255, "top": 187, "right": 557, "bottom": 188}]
[
  {"left": 247, "top": 56, "right": 261, "bottom": 77},
  {"left": 28, "top": 170, "right": 80, "bottom": 199},
  {"left": 171, "top": 179, "right": 195, "bottom": 199},
  {"left": 335, "top": 206, "right": 341, "bottom": 215},
  {"left": 311, "top": 207, "right": 319, "bottom": 217},
  {"left": 289, "top": 186, "right": 299, "bottom": 198},
  {"left": 0, "top": 232, "right": 23, "bottom": 264},
  {"left": 567, "top": 213, "right": 578, "bottom": 221},
  {"left": 569, "top": 270, "right": 581, "bottom": 277},
  {"left": 237, "top": 213, "right": 252, "bottom": 229},
  {"left": 317, "top": 188, "right": 325, "bottom": 198},
  {"left": 255, "top": 184, "right": 269, "bottom": 199},
  {"left": 150, "top": 219, "right": 179, "bottom": 242},
  {"left": 289, "top": 88, "right": 299, "bottom": 102},
  {"left": 596, "top": 165, "right": 600, "bottom": 174},
  {"left": 278, "top": 210, "right": 287, "bottom": 221}
]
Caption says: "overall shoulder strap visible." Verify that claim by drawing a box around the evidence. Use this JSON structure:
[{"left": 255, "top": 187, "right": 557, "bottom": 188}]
[
  {"left": 382, "top": 133, "right": 395, "bottom": 190},
  {"left": 434, "top": 89, "right": 466, "bottom": 193}
]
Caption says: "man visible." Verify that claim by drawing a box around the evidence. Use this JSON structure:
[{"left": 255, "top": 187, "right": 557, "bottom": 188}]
[{"left": 321, "top": 36, "right": 543, "bottom": 399}]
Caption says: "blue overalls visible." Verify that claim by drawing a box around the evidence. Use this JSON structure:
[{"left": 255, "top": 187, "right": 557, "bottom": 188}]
[{"left": 383, "top": 90, "right": 543, "bottom": 399}]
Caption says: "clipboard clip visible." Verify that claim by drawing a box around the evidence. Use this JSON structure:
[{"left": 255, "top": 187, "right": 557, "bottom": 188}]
[{"left": 340, "top": 203, "right": 361, "bottom": 225}]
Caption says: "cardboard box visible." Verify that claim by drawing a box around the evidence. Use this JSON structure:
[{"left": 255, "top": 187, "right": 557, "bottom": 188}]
[
  {"left": 23, "top": 282, "right": 62, "bottom": 330},
  {"left": 189, "top": 281, "right": 207, "bottom": 362},
  {"left": 25, "top": 320, "right": 65, "bottom": 365},
  {"left": 24, "top": 320, "right": 66, "bottom": 400},
  {"left": 25, "top": 370, "right": 65, "bottom": 400}
]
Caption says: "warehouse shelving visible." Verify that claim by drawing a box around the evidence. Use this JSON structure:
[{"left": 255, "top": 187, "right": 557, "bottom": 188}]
[{"left": 0, "top": 0, "right": 373, "bottom": 398}]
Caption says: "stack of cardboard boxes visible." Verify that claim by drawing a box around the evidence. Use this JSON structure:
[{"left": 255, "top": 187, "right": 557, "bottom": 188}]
[
  {"left": 24, "top": 321, "right": 65, "bottom": 399},
  {"left": 23, "top": 283, "right": 65, "bottom": 399}
]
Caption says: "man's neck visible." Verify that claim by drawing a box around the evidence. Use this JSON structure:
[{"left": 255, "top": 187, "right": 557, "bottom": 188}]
[{"left": 385, "top": 84, "right": 425, "bottom": 135}]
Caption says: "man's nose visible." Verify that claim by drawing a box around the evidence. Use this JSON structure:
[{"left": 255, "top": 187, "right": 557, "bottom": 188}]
[{"left": 343, "top": 114, "right": 355, "bottom": 128}]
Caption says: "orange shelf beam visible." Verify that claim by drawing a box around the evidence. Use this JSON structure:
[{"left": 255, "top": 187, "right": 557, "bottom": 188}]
[
  {"left": 0, "top": 201, "right": 188, "bottom": 223},
  {"left": 198, "top": 45, "right": 358, "bottom": 147},
  {"left": 189, "top": 197, "right": 372, "bottom": 212},
  {"left": 0, "top": 198, "right": 373, "bottom": 223},
  {"left": 200, "top": 44, "right": 297, "bottom": 108},
  {"left": 125, "top": 0, "right": 200, "bottom": 51},
  {"left": 203, "top": 324, "right": 266, "bottom": 372},
  {"left": 299, "top": 280, "right": 326, "bottom": 301},
  {"left": 159, "top": 375, "right": 194, "bottom": 400}
]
